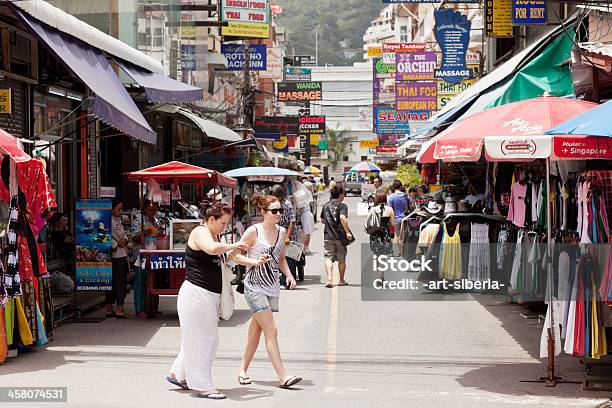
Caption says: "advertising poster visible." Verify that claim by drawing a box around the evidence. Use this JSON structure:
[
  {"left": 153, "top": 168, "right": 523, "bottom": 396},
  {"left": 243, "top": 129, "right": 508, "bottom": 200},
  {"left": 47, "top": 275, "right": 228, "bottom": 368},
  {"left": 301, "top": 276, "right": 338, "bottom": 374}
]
[
  {"left": 221, "top": 44, "right": 267, "bottom": 70},
  {"left": 396, "top": 52, "right": 437, "bottom": 81},
  {"left": 298, "top": 116, "right": 326, "bottom": 134},
  {"left": 512, "top": 0, "right": 546, "bottom": 24},
  {"left": 378, "top": 133, "right": 399, "bottom": 146},
  {"left": 382, "top": 43, "right": 426, "bottom": 64},
  {"left": 253, "top": 116, "right": 300, "bottom": 135},
  {"left": 433, "top": 9, "right": 473, "bottom": 84},
  {"left": 284, "top": 67, "right": 311, "bottom": 81},
  {"left": 437, "top": 79, "right": 475, "bottom": 110},
  {"left": 180, "top": 44, "right": 196, "bottom": 71},
  {"left": 293, "top": 55, "right": 316, "bottom": 67},
  {"left": 273, "top": 135, "right": 289, "bottom": 153},
  {"left": 75, "top": 199, "right": 112, "bottom": 291},
  {"left": 259, "top": 47, "right": 283, "bottom": 80},
  {"left": 396, "top": 82, "right": 437, "bottom": 113},
  {"left": 485, "top": 0, "right": 513, "bottom": 37},
  {"left": 277, "top": 81, "right": 322, "bottom": 102},
  {"left": 374, "top": 107, "right": 412, "bottom": 134},
  {"left": 221, "top": 0, "right": 270, "bottom": 38}
]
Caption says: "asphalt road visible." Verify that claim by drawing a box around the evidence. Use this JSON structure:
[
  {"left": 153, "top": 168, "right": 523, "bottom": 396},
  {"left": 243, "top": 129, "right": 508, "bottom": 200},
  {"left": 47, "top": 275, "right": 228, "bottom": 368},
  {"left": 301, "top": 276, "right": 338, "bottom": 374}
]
[{"left": 1, "top": 195, "right": 611, "bottom": 407}]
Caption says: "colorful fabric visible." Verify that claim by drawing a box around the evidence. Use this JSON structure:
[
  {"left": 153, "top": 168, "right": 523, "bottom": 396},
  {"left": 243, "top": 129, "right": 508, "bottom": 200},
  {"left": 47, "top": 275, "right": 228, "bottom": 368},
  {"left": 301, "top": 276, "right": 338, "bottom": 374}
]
[
  {"left": 3, "top": 196, "right": 21, "bottom": 298},
  {"left": 15, "top": 297, "right": 33, "bottom": 346},
  {"left": 439, "top": 223, "right": 462, "bottom": 280}
]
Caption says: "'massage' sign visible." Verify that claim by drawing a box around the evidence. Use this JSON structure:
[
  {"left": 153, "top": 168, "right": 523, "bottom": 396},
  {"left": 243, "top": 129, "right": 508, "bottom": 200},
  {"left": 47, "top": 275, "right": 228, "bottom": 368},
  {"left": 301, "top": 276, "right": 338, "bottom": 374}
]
[{"left": 277, "top": 81, "right": 322, "bottom": 101}]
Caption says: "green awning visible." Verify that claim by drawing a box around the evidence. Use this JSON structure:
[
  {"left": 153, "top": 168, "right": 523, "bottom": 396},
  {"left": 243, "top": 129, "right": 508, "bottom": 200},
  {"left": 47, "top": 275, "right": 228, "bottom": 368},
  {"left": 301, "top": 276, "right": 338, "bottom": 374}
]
[{"left": 486, "top": 29, "right": 575, "bottom": 108}]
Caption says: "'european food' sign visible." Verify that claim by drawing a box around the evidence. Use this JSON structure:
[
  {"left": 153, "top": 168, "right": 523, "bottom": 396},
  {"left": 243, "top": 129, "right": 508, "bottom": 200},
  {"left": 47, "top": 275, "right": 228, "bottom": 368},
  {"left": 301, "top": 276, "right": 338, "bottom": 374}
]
[
  {"left": 512, "top": 0, "right": 546, "bottom": 24},
  {"left": 396, "top": 82, "right": 437, "bottom": 113},
  {"left": 277, "top": 82, "right": 322, "bottom": 102}
]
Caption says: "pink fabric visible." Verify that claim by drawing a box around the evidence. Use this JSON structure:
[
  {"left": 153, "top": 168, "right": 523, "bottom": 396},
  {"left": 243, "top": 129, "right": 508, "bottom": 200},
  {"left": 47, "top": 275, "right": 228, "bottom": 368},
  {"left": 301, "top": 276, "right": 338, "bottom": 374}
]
[{"left": 507, "top": 182, "right": 527, "bottom": 227}]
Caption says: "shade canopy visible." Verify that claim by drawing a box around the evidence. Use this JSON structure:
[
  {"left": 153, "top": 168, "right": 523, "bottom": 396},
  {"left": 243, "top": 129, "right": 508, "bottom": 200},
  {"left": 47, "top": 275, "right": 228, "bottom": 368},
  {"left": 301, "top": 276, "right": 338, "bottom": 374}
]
[
  {"left": 0, "top": 129, "right": 31, "bottom": 163},
  {"left": 224, "top": 167, "right": 298, "bottom": 178},
  {"left": 417, "top": 97, "right": 597, "bottom": 163},
  {"left": 303, "top": 166, "right": 321, "bottom": 175},
  {"left": 546, "top": 98, "right": 612, "bottom": 137},
  {"left": 128, "top": 161, "right": 237, "bottom": 188},
  {"left": 349, "top": 162, "right": 381, "bottom": 173}
]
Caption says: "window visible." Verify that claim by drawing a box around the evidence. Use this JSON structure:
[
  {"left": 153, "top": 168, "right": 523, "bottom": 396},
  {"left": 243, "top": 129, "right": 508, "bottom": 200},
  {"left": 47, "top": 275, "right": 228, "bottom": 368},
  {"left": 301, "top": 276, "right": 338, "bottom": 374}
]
[
  {"left": 343, "top": 155, "right": 349, "bottom": 161},
  {"left": 400, "top": 26, "right": 408, "bottom": 43}
]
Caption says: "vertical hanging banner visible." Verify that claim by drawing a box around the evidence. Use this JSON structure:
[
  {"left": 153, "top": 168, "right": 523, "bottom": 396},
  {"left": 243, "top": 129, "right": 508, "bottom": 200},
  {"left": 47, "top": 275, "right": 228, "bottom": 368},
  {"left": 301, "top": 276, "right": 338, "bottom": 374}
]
[
  {"left": 75, "top": 199, "right": 113, "bottom": 291},
  {"left": 512, "top": 0, "right": 546, "bottom": 24},
  {"left": 395, "top": 52, "right": 437, "bottom": 81},
  {"left": 486, "top": 0, "right": 513, "bottom": 37},
  {"left": 433, "top": 9, "right": 473, "bottom": 84}
]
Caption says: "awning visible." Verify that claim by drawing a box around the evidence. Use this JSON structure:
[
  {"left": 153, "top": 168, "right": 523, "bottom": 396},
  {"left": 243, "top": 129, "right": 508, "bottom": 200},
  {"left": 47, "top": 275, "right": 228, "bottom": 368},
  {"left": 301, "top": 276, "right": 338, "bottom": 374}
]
[
  {"left": 17, "top": 12, "right": 156, "bottom": 144},
  {"left": 12, "top": 0, "right": 163, "bottom": 74},
  {"left": 155, "top": 106, "right": 242, "bottom": 142},
  {"left": 128, "top": 161, "right": 237, "bottom": 188},
  {"left": 118, "top": 61, "right": 204, "bottom": 104}
]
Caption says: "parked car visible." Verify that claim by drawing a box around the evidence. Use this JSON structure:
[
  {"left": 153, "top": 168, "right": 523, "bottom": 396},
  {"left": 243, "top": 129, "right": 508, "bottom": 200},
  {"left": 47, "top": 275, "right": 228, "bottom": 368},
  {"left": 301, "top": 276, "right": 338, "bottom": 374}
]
[{"left": 343, "top": 172, "right": 367, "bottom": 196}]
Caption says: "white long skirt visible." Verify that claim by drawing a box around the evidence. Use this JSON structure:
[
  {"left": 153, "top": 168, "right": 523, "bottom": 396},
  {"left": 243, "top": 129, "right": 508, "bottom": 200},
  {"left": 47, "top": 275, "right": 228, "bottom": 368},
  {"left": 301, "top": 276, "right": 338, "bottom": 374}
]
[{"left": 170, "top": 280, "right": 220, "bottom": 392}]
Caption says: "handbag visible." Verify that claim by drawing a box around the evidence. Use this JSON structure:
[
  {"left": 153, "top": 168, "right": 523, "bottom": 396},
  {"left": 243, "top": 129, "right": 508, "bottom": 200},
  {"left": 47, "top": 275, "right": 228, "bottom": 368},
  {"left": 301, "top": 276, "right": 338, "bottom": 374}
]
[{"left": 219, "top": 264, "right": 235, "bottom": 320}]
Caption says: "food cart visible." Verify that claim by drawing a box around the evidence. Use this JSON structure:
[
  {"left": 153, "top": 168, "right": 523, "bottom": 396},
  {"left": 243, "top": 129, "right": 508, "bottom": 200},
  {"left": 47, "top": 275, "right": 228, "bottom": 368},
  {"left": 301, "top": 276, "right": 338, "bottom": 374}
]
[
  {"left": 127, "top": 161, "right": 237, "bottom": 318},
  {"left": 223, "top": 166, "right": 310, "bottom": 280}
]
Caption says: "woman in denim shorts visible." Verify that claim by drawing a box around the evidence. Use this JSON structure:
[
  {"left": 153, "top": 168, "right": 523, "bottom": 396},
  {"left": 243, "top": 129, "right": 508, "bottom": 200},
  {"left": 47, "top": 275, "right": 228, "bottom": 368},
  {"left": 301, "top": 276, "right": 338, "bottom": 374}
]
[{"left": 233, "top": 194, "right": 302, "bottom": 389}]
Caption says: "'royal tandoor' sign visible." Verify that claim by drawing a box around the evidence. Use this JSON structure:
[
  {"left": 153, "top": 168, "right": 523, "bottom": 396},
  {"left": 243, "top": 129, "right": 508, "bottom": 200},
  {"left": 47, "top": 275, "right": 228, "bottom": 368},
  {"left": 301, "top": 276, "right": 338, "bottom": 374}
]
[{"left": 277, "top": 81, "right": 322, "bottom": 102}]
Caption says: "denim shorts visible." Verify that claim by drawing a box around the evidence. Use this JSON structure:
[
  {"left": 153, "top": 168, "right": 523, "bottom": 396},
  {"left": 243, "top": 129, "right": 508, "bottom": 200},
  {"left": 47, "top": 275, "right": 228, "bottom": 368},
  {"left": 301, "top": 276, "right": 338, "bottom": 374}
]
[{"left": 244, "top": 287, "right": 279, "bottom": 313}]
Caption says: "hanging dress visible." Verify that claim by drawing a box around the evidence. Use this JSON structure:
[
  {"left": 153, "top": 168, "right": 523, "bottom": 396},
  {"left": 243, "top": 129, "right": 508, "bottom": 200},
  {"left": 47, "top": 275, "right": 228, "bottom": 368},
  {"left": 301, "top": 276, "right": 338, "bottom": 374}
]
[
  {"left": 439, "top": 223, "right": 462, "bottom": 280},
  {"left": 468, "top": 223, "right": 490, "bottom": 282}
]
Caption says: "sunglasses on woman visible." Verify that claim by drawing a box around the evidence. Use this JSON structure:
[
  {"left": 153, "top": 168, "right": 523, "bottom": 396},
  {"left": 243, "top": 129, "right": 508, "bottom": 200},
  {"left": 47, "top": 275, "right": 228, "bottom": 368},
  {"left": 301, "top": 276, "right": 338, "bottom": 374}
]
[{"left": 267, "top": 208, "right": 285, "bottom": 215}]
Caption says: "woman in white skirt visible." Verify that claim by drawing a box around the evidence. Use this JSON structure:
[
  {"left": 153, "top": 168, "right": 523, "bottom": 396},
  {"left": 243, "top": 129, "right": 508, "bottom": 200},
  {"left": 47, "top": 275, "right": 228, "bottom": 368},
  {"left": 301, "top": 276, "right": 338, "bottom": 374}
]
[
  {"left": 166, "top": 201, "right": 247, "bottom": 399},
  {"left": 233, "top": 194, "right": 302, "bottom": 389}
]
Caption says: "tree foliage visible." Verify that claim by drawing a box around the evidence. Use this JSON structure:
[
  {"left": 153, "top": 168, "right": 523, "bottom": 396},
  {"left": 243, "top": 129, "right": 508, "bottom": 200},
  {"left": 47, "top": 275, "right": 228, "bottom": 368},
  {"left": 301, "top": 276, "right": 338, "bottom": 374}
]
[
  {"left": 325, "top": 125, "right": 353, "bottom": 170},
  {"left": 276, "top": 0, "right": 382, "bottom": 66}
]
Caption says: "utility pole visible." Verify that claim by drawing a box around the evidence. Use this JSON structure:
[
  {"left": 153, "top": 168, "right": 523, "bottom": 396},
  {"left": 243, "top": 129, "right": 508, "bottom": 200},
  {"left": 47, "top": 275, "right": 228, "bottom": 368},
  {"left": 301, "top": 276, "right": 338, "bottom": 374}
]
[{"left": 315, "top": 28, "right": 318, "bottom": 66}]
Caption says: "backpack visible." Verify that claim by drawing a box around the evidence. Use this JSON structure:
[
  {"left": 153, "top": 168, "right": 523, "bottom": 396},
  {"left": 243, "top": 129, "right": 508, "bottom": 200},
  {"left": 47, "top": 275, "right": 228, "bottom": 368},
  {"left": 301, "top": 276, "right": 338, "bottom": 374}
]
[{"left": 365, "top": 204, "right": 385, "bottom": 235}]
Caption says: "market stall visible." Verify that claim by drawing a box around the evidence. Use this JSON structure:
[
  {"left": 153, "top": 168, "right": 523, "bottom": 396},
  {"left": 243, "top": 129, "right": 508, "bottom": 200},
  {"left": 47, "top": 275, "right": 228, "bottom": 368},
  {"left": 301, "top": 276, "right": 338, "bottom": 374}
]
[
  {"left": 127, "top": 161, "right": 237, "bottom": 318},
  {"left": 415, "top": 96, "right": 612, "bottom": 385}
]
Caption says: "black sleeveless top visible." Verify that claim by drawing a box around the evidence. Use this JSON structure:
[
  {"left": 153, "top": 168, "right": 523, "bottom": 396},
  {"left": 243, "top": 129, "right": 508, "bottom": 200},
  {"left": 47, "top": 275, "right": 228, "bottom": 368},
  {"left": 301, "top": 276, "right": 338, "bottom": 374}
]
[{"left": 185, "top": 245, "right": 224, "bottom": 294}]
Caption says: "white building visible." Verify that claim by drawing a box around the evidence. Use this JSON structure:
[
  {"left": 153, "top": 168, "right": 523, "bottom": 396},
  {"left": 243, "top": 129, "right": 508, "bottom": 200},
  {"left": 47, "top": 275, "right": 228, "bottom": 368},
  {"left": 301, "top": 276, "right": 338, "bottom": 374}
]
[{"left": 362, "top": 4, "right": 419, "bottom": 60}]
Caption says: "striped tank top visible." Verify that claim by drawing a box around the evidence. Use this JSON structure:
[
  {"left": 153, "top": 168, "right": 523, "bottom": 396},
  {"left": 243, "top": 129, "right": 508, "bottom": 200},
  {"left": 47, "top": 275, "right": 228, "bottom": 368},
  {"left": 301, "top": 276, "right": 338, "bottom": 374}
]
[{"left": 244, "top": 224, "right": 283, "bottom": 297}]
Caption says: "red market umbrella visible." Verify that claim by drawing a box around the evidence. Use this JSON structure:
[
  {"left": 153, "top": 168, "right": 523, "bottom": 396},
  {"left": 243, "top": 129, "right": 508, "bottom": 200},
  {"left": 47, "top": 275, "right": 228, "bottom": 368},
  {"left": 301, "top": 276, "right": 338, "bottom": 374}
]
[
  {"left": 128, "top": 161, "right": 237, "bottom": 188},
  {"left": 417, "top": 97, "right": 598, "bottom": 163}
]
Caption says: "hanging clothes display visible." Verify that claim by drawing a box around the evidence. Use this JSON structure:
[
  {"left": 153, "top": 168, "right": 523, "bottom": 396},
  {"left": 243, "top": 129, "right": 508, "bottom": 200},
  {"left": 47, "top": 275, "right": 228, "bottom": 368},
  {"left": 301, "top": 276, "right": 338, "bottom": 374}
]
[
  {"left": 467, "top": 223, "right": 490, "bottom": 282},
  {"left": 507, "top": 182, "right": 527, "bottom": 228},
  {"left": 439, "top": 223, "right": 462, "bottom": 280}
]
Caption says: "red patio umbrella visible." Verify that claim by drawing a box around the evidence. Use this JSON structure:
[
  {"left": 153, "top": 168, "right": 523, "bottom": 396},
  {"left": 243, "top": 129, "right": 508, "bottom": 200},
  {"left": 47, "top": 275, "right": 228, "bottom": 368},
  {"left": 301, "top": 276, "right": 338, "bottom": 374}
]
[
  {"left": 0, "top": 128, "right": 30, "bottom": 163},
  {"left": 417, "top": 97, "right": 598, "bottom": 163},
  {"left": 127, "top": 161, "right": 237, "bottom": 188}
]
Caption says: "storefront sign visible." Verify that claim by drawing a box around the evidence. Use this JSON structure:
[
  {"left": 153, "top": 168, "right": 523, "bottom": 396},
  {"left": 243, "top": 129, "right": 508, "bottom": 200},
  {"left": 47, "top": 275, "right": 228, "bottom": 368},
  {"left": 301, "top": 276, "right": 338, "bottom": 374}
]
[
  {"left": 259, "top": 47, "right": 283, "bottom": 80},
  {"left": 382, "top": 43, "right": 426, "bottom": 64},
  {"left": 437, "top": 79, "right": 475, "bottom": 109},
  {"left": 277, "top": 81, "right": 322, "bottom": 101},
  {"left": 396, "top": 51, "right": 437, "bottom": 81},
  {"left": 140, "top": 252, "right": 187, "bottom": 270},
  {"left": 222, "top": 22, "right": 270, "bottom": 38},
  {"left": 298, "top": 116, "right": 325, "bottom": 134},
  {"left": 360, "top": 139, "right": 379, "bottom": 149},
  {"left": 383, "top": 0, "right": 479, "bottom": 2},
  {"left": 512, "top": 0, "right": 546, "bottom": 24},
  {"left": 253, "top": 116, "right": 300, "bottom": 135},
  {"left": 396, "top": 82, "right": 437, "bottom": 113},
  {"left": 374, "top": 57, "right": 396, "bottom": 79},
  {"left": 377, "top": 145, "right": 398, "bottom": 154},
  {"left": 367, "top": 45, "right": 382, "bottom": 58},
  {"left": 553, "top": 136, "right": 612, "bottom": 160},
  {"left": 180, "top": 45, "right": 196, "bottom": 71},
  {"left": 100, "top": 187, "right": 116, "bottom": 198},
  {"left": 293, "top": 55, "right": 316, "bottom": 67},
  {"left": 273, "top": 135, "right": 289, "bottom": 153},
  {"left": 221, "top": 44, "right": 267, "bottom": 70},
  {"left": 0, "top": 89, "right": 11, "bottom": 114},
  {"left": 284, "top": 67, "right": 311, "bottom": 81},
  {"left": 486, "top": 0, "right": 513, "bottom": 37},
  {"left": 75, "top": 199, "right": 113, "bottom": 291},
  {"left": 375, "top": 107, "right": 413, "bottom": 134},
  {"left": 434, "top": 9, "right": 473, "bottom": 84}
]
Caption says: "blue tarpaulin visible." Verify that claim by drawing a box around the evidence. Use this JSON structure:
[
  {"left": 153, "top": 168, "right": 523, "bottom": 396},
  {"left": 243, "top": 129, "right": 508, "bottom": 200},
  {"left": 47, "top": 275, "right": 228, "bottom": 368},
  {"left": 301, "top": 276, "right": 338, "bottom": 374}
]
[{"left": 546, "top": 99, "right": 612, "bottom": 137}]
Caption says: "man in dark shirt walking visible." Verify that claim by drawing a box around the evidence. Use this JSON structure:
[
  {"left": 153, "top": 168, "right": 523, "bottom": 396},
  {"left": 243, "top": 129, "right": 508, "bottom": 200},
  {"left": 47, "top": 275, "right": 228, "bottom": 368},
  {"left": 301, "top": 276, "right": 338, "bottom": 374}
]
[{"left": 320, "top": 186, "right": 352, "bottom": 288}]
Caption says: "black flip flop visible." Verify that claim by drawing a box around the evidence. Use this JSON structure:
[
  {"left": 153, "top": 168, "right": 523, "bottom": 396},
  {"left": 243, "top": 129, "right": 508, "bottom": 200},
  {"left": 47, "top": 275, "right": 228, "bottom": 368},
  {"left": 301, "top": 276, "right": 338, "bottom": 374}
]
[
  {"left": 279, "top": 376, "right": 302, "bottom": 389},
  {"left": 238, "top": 375, "right": 251, "bottom": 385},
  {"left": 165, "top": 376, "right": 189, "bottom": 390},
  {"left": 105, "top": 312, "right": 116, "bottom": 318},
  {"left": 198, "top": 392, "right": 227, "bottom": 400}
]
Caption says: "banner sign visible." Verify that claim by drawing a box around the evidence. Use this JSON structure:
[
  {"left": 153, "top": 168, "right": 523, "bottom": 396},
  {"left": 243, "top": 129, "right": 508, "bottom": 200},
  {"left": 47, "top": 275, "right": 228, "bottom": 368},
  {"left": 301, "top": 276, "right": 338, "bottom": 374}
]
[
  {"left": 140, "top": 251, "right": 186, "bottom": 270},
  {"left": 298, "top": 116, "right": 325, "bottom": 134},
  {"left": 367, "top": 45, "right": 382, "bottom": 58},
  {"left": 181, "top": 45, "right": 196, "bottom": 71},
  {"left": 75, "top": 199, "right": 112, "bottom": 291},
  {"left": 277, "top": 81, "right": 322, "bottom": 101},
  {"left": 273, "top": 135, "right": 289, "bottom": 153},
  {"left": 396, "top": 82, "right": 437, "bottom": 113},
  {"left": 512, "top": 0, "right": 546, "bottom": 24},
  {"left": 374, "top": 107, "right": 412, "bottom": 134},
  {"left": 383, "top": 0, "right": 479, "bottom": 2},
  {"left": 377, "top": 145, "right": 398, "bottom": 154},
  {"left": 299, "top": 134, "right": 312, "bottom": 165},
  {"left": 486, "top": 0, "right": 513, "bottom": 37},
  {"left": 360, "top": 139, "right": 379, "bottom": 149},
  {"left": 553, "top": 136, "right": 612, "bottom": 160},
  {"left": 293, "top": 55, "right": 316, "bottom": 67},
  {"left": 396, "top": 52, "right": 437, "bottom": 81},
  {"left": 222, "top": 21, "right": 269, "bottom": 38},
  {"left": 253, "top": 116, "right": 299, "bottom": 135},
  {"left": 382, "top": 43, "right": 426, "bottom": 64},
  {"left": 284, "top": 67, "right": 311, "bottom": 81},
  {"left": 0, "top": 89, "right": 11, "bottom": 114},
  {"left": 437, "top": 79, "right": 475, "bottom": 109},
  {"left": 433, "top": 9, "right": 473, "bottom": 84},
  {"left": 374, "top": 57, "right": 396, "bottom": 79},
  {"left": 378, "top": 133, "right": 399, "bottom": 146},
  {"left": 221, "top": 0, "right": 269, "bottom": 24},
  {"left": 221, "top": 44, "right": 267, "bottom": 70},
  {"left": 259, "top": 46, "right": 283, "bottom": 80}
]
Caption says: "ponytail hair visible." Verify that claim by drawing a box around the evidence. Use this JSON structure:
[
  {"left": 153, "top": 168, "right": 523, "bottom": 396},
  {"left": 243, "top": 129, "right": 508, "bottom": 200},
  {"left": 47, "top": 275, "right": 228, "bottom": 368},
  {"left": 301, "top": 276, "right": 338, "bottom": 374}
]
[
  {"left": 251, "top": 194, "right": 278, "bottom": 213},
  {"left": 199, "top": 200, "right": 231, "bottom": 220}
]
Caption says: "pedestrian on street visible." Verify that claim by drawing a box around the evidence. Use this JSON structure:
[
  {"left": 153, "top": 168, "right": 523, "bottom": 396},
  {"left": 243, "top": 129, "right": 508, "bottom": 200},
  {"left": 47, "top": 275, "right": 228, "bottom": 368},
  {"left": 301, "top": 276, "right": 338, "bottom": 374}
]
[
  {"left": 167, "top": 201, "right": 247, "bottom": 400},
  {"left": 367, "top": 191, "right": 395, "bottom": 258},
  {"left": 272, "top": 185, "right": 298, "bottom": 287},
  {"left": 328, "top": 177, "right": 337, "bottom": 191},
  {"left": 106, "top": 199, "right": 130, "bottom": 319},
  {"left": 387, "top": 180, "right": 411, "bottom": 245},
  {"left": 233, "top": 194, "right": 302, "bottom": 389},
  {"left": 321, "top": 185, "right": 352, "bottom": 288}
]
